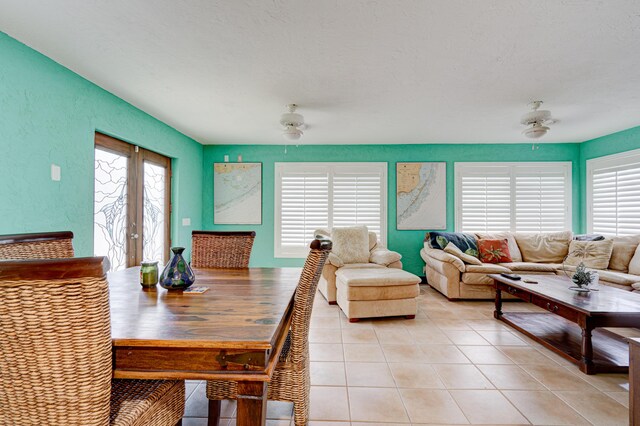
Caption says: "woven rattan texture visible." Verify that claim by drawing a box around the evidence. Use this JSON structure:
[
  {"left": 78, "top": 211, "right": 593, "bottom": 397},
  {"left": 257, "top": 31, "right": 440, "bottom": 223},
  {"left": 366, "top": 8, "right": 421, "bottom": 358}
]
[
  {"left": 206, "top": 246, "right": 330, "bottom": 426},
  {"left": 191, "top": 233, "right": 255, "bottom": 268},
  {"left": 0, "top": 276, "right": 112, "bottom": 425},
  {"left": 0, "top": 238, "right": 74, "bottom": 260},
  {"left": 110, "top": 380, "right": 185, "bottom": 426}
]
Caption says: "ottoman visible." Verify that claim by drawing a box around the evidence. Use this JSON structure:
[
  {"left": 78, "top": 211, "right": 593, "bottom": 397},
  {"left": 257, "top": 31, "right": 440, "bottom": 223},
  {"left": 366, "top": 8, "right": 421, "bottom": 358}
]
[{"left": 335, "top": 267, "right": 421, "bottom": 322}]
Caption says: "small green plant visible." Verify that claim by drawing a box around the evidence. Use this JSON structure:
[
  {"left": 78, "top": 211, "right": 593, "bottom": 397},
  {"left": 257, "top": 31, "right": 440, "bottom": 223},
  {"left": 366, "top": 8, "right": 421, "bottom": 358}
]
[{"left": 572, "top": 262, "right": 593, "bottom": 288}]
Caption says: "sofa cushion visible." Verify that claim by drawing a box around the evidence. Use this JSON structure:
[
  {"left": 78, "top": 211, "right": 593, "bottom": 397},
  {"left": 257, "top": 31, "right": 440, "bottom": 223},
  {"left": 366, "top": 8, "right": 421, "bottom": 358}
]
[
  {"left": 475, "top": 232, "right": 523, "bottom": 262},
  {"left": 565, "top": 240, "right": 614, "bottom": 270},
  {"left": 461, "top": 273, "right": 495, "bottom": 285},
  {"left": 444, "top": 242, "right": 482, "bottom": 265},
  {"left": 341, "top": 263, "right": 386, "bottom": 270},
  {"left": 629, "top": 244, "right": 640, "bottom": 276},
  {"left": 336, "top": 268, "right": 421, "bottom": 287},
  {"left": 478, "top": 239, "right": 512, "bottom": 263},
  {"left": 332, "top": 225, "right": 370, "bottom": 264},
  {"left": 633, "top": 282, "right": 640, "bottom": 291},
  {"left": 339, "top": 282, "right": 420, "bottom": 301},
  {"left": 368, "top": 231, "right": 378, "bottom": 251},
  {"left": 498, "top": 262, "right": 559, "bottom": 273},
  {"left": 595, "top": 269, "right": 640, "bottom": 287},
  {"left": 515, "top": 231, "right": 572, "bottom": 263},
  {"left": 607, "top": 235, "right": 640, "bottom": 272},
  {"left": 369, "top": 247, "right": 402, "bottom": 266},
  {"left": 425, "top": 231, "right": 478, "bottom": 257},
  {"left": 464, "top": 264, "right": 512, "bottom": 274}
]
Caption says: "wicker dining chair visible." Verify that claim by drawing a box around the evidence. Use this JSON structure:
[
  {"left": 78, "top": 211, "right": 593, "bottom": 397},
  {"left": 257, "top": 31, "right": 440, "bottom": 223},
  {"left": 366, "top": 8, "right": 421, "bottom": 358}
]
[
  {"left": 191, "top": 231, "right": 256, "bottom": 268},
  {"left": 206, "top": 237, "right": 332, "bottom": 426},
  {"left": 0, "top": 231, "right": 74, "bottom": 260},
  {"left": 0, "top": 257, "right": 185, "bottom": 426}
]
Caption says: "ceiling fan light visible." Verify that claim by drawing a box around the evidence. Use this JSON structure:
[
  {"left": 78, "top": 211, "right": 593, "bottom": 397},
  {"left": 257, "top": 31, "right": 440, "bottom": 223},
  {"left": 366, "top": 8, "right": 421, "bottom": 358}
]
[
  {"left": 283, "top": 125, "right": 303, "bottom": 141},
  {"left": 522, "top": 124, "right": 549, "bottom": 139}
]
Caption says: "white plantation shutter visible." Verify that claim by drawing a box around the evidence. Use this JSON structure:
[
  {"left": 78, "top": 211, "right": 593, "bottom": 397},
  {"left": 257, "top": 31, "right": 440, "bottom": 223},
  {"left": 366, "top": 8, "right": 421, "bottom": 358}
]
[
  {"left": 275, "top": 163, "right": 387, "bottom": 257},
  {"left": 515, "top": 172, "right": 568, "bottom": 233},
  {"left": 588, "top": 150, "right": 640, "bottom": 236},
  {"left": 280, "top": 173, "right": 329, "bottom": 248},
  {"left": 459, "top": 174, "right": 511, "bottom": 232},
  {"left": 456, "top": 163, "right": 571, "bottom": 233},
  {"left": 333, "top": 173, "right": 383, "bottom": 237}
]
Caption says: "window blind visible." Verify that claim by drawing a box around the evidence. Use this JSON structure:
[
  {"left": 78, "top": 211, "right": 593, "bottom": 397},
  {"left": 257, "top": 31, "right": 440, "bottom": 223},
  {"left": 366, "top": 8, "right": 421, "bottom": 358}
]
[
  {"left": 590, "top": 161, "right": 640, "bottom": 236},
  {"left": 456, "top": 163, "right": 571, "bottom": 233},
  {"left": 275, "top": 163, "right": 387, "bottom": 257}
]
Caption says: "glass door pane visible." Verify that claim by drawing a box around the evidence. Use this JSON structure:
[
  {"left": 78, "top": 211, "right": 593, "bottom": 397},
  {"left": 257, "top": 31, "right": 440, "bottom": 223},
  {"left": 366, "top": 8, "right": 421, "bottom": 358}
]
[
  {"left": 94, "top": 147, "right": 129, "bottom": 271},
  {"left": 143, "top": 161, "right": 167, "bottom": 263}
]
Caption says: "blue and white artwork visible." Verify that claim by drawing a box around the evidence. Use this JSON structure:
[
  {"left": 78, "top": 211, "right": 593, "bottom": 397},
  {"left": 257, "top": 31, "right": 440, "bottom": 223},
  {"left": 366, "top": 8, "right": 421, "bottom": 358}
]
[{"left": 396, "top": 162, "right": 446, "bottom": 230}]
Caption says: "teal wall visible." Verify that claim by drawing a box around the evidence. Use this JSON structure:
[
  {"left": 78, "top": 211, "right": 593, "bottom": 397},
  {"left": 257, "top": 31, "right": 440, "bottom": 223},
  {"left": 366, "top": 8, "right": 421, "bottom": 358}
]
[
  {"left": 578, "top": 126, "right": 640, "bottom": 232},
  {"left": 0, "top": 32, "right": 203, "bottom": 258},
  {"left": 202, "top": 143, "right": 581, "bottom": 275}
]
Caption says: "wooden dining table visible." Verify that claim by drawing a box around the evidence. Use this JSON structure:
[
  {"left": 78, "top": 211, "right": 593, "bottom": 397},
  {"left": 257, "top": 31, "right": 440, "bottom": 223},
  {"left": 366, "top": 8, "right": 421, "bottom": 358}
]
[{"left": 108, "top": 266, "right": 302, "bottom": 426}]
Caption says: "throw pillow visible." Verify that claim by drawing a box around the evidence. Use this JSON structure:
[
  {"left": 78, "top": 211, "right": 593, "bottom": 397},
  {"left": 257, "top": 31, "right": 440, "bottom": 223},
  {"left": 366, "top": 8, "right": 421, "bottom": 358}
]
[
  {"left": 425, "top": 231, "right": 479, "bottom": 258},
  {"left": 444, "top": 242, "right": 482, "bottom": 265},
  {"left": 564, "top": 240, "right": 614, "bottom": 270},
  {"left": 331, "top": 226, "right": 370, "bottom": 264},
  {"left": 514, "top": 231, "right": 572, "bottom": 263},
  {"left": 574, "top": 234, "right": 605, "bottom": 241},
  {"left": 475, "top": 232, "right": 522, "bottom": 262},
  {"left": 478, "top": 239, "right": 512, "bottom": 263},
  {"left": 607, "top": 235, "right": 640, "bottom": 272},
  {"left": 629, "top": 244, "right": 640, "bottom": 276}
]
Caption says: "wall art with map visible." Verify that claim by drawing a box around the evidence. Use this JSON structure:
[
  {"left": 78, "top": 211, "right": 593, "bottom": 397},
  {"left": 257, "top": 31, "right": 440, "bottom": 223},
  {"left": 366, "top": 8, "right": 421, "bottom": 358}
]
[
  {"left": 214, "top": 162, "right": 262, "bottom": 224},
  {"left": 396, "top": 162, "right": 446, "bottom": 230}
]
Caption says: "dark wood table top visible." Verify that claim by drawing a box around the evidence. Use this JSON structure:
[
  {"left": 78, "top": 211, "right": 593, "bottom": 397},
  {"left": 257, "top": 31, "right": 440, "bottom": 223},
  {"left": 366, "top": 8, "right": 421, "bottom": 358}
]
[
  {"left": 490, "top": 274, "right": 640, "bottom": 315},
  {"left": 109, "top": 267, "right": 302, "bottom": 350}
]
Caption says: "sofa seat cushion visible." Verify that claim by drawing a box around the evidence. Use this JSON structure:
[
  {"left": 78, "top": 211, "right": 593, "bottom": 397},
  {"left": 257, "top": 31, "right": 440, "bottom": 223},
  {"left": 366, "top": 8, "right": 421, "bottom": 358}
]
[
  {"left": 339, "top": 282, "right": 420, "bottom": 301},
  {"left": 461, "top": 273, "right": 495, "bottom": 285},
  {"left": 515, "top": 231, "right": 572, "bottom": 263},
  {"left": 595, "top": 270, "right": 640, "bottom": 287},
  {"left": 336, "top": 268, "right": 421, "bottom": 287},
  {"left": 498, "top": 262, "right": 559, "bottom": 273},
  {"left": 464, "top": 264, "right": 512, "bottom": 274}
]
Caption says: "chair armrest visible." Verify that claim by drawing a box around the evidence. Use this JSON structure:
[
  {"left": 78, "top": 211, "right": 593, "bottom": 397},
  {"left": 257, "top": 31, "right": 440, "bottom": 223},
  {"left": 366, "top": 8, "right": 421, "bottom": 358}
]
[
  {"left": 369, "top": 247, "right": 402, "bottom": 266},
  {"left": 327, "top": 252, "right": 344, "bottom": 268},
  {"left": 421, "top": 247, "right": 465, "bottom": 272}
]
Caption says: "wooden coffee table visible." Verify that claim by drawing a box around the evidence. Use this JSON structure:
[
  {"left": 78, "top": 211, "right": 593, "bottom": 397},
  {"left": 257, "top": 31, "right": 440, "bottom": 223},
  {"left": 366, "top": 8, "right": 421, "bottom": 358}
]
[{"left": 490, "top": 274, "right": 640, "bottom": 375}]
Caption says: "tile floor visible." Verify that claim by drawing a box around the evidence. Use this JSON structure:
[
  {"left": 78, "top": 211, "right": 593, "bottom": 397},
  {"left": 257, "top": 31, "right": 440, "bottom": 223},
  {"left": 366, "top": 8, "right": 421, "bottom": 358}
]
[{"left": 182, "top": 285, "right": 632, "bottom": 426}]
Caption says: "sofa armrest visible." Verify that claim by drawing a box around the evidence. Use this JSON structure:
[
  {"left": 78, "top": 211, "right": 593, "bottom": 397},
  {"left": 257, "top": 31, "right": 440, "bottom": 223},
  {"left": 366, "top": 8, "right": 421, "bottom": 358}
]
[
  {"left": 369, "top": 247, "right": 402, "bottom": 266},
  {"left": 421, "top": 247, "right": 465, "bottom": 272},
  {"left": 327, "top": 252, "right": 344, "bottom": 268}
]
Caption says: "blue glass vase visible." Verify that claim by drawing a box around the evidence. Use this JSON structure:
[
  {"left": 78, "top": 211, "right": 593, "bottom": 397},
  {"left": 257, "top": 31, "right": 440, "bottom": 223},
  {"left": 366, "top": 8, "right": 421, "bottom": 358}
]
[{"left": 159, "top": 247, "right": 195, "bottom": 290}]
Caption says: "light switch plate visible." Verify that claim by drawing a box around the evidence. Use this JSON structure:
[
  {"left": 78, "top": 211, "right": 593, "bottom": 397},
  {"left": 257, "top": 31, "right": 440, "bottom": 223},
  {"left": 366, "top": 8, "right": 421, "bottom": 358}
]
[
  {"left": 182, "top": 218, "right": 191, "bottom": 226},
  {"left": 51, "top": 164, "right": 61, "bottom": 181}
]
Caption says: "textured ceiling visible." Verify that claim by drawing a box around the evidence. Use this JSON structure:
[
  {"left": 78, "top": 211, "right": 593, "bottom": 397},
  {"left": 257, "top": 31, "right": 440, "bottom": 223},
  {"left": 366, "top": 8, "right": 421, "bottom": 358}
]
[{"left": 2, "top": 1, "right": 640, "bottom": 145}]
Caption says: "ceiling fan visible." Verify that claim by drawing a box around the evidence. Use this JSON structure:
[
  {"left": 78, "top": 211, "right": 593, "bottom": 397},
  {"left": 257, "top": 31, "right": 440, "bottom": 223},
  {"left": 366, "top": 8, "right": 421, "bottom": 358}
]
[
  {"left": 280, "top": 104, "right": 305, "bottom": 141},
  {"left": 520, "top": 101, "right": 557, "bottom": 139}
]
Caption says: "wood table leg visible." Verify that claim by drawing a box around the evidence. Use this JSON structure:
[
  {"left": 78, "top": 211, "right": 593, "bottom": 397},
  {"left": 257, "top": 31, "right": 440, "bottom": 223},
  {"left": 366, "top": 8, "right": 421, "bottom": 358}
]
[
  {"left": 579, "top": 316, "right": 596, "bottom": 374},
  {"left": 236, "top": 381, "right": 267, "bottom": 426},
  {"left": 494, "top": 284, "right": 503, "bottom": 319},
  {"left": 208, "top": 400, "right": 221, "bottom": 426}
]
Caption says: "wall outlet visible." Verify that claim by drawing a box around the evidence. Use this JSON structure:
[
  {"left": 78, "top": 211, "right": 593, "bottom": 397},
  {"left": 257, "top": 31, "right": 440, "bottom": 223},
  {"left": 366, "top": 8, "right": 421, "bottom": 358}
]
[
  {"left": 51, "top": 164, "right": 61, "bottom": 181},
  {"left": 182, "top": 218, "right": 191, "bottom": 226}
]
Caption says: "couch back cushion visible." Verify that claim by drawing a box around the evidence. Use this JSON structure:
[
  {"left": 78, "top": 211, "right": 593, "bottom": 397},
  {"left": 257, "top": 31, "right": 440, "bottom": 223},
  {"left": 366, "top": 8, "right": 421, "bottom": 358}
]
[
  {"left": 565, "top": 240, "right": 614, "bottom": 270},
  {"left": 607, "top": 235, "right": 640, "bottom": 272},
  {"left": 475, "top": 232, "right": 522, "bottom": 262},
  {"left": 332, "top": 226, "right": 370, "bottom": 264},
  {"left": 515, "top": 231, "right": 572, "bottom": 263},
  {"left": 478, "top": 239, "right": 513, "bottom": 263},
  {"left": 425, "top": 231, "right": 478, "bottom": 257}
]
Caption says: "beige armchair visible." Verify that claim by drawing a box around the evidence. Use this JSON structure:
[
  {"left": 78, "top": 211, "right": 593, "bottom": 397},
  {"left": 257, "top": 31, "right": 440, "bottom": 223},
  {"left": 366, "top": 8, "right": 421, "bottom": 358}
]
[{"left": 315, "top": 228, "right": 403, "bottom": 304}]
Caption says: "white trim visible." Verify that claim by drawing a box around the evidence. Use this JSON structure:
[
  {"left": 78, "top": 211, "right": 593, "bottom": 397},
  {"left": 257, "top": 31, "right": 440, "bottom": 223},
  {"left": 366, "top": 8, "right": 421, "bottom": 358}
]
[
  {"left": 274, "top": 162, "right": 388, "bottom": 258},
  {"left": 586, "top": 147, "right": 640, "bottom": 235},
  {"left": 455, "top": 162, "right": 572, "bottom": 233}
]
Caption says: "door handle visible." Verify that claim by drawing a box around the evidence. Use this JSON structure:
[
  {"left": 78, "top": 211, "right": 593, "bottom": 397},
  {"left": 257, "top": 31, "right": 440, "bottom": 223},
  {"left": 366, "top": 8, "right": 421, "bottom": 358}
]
[{"left": 130, "top": 233, "right": 139, "bottom": 240}]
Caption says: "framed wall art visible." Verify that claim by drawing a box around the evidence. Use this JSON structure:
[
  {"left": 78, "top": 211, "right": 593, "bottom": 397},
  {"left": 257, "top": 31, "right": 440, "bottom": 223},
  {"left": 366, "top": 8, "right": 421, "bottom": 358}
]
[
  {"left": 213, "top": 162, "right": 262, "bottom": 224},
  {"left": 396, "top": 162, "right": 446, "bottom": 230}
]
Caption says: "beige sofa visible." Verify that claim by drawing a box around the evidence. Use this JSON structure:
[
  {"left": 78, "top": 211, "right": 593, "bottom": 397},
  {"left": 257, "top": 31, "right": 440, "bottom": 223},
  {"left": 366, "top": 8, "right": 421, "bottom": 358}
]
[
  {"left": 422, "top": 231, "right": 640, "bottom": 300},
  {"left": 315, "top": 228, "right": 403, "bottom": 304}
]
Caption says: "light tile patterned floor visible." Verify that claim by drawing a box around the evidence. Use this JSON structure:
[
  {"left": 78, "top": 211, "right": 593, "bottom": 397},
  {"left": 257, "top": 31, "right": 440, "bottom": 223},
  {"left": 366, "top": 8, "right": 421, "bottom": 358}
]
[{"left": 182, "top": 285, "right": 632, "bottom": 426}]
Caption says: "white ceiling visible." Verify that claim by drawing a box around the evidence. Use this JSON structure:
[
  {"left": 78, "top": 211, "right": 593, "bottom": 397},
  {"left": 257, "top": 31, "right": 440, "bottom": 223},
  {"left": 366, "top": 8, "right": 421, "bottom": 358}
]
[{"left": 2, "top": 1, "right": 640, "bottom": 145}]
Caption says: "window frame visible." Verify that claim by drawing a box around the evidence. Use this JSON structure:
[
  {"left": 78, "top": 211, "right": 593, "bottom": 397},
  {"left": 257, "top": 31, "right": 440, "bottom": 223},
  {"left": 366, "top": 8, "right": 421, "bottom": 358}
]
[
  {"left": 454, "top": 161, "right": 572, "bottom": 233},
  {"left": 274, "top": 162, "right": 388, "bottom": 258},
  {"left": 586, "top": 148, "right": 640, "bottom": 235}
]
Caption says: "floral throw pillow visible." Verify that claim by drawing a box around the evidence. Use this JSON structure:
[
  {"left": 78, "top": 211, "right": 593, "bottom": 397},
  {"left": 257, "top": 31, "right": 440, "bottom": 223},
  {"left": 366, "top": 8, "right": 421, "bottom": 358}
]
[{"left": 478, "top": 239, "right": 512, "bottom": 263}]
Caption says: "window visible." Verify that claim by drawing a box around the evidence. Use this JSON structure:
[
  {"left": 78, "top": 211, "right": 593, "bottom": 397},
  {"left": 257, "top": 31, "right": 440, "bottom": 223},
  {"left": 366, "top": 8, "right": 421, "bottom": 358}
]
[
  {"left": 275, "top": 162, "right": 387, "bottom": 257},
  {"left": 587, "top": 148, "right": 640, "bottom": 236},
  {"left": 455, "top": 162, "right": 572, "bottom": 233}
]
